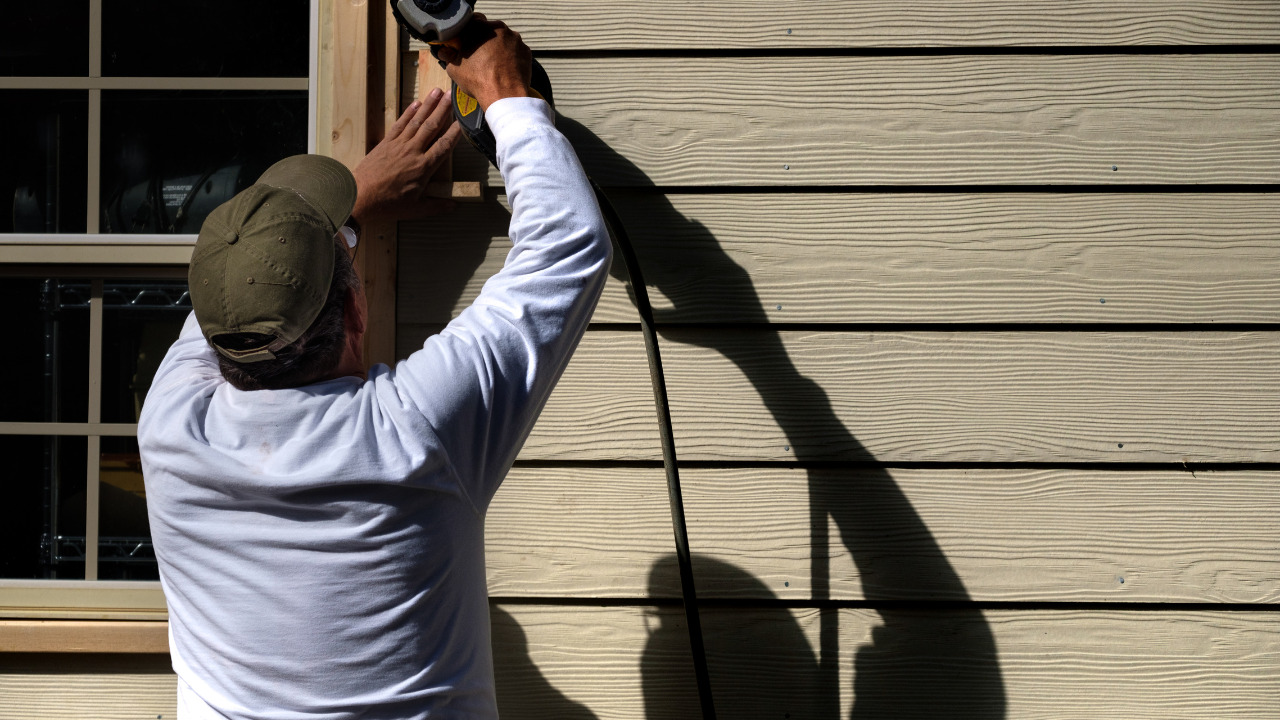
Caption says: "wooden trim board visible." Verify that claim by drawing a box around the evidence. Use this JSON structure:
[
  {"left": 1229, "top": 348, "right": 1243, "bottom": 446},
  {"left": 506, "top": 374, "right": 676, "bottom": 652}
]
[{"left": 0, "top": 621, "right": 168, "bottom": 654}]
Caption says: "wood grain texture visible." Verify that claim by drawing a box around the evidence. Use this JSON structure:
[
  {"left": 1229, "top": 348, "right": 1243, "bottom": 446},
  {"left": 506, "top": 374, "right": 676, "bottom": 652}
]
[
  {"left": 8, "top": 610, "right": 1275, "bottom": 718},
  {"left": 400, "top": 192, "right": 1280, "bottom": 325},
  {"left": 318, "top": 0, "right": 368, "bottom": 166},
  {"left": 438, "top": 330, "right": 1280, "bottom": 463},
  {"left": 681, "top": 468, "right": 1280, "bottom": 604},
  {"left": 486, "top": 467, "right": 1280, "bottom": 603},
  {"left": 0, "top": 620, "right": 168, "bottom": 653},
  {"left": 407, "top": 0, "right": 1280, "bottom": 49},
  {"left": 487, "top": 467, "right": 676, "bottom": 598},
  {"left": 391, "top": 330, "right": 663, "bottom": 460},
  {"left": 0, "top": 655, "right": 176, "bottom": 720},
  {"left": 492, "top": 605, "right": 1280, "bottom": 719},
  {"left": 438, "top": 55, "right": 1280, "bottom": 187},
  {"left": 661, "top": 330, "right": 1280, "bottom": 463}
]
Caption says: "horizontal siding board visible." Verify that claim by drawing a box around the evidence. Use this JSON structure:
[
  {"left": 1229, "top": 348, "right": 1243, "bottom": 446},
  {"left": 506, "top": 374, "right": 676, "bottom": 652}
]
[
  {"left": 662, "top": 329, "right": 1280, "bottom": 463},
  {"left": 486, "top": 468, "right": 676, "bottom": 598},
  {"left": 434, "top": 55, "right": 1280, "bottom": 187},
  {"left": 0, "top": 654, "right": 176, "bottom": 720},
  {"left": 473, "top": 330, "right": 1280, "bottom": 462},
  {"left": 491, "top": 606, "right": 1280, "bottom": 719},
  {"left": 400, "top": 192, "right": 1280, "bottom": 325},
  {"left": 8, "top": 610, "right": 1275, "bottom": 717},
  {"left": 406, "top": 1, "right": 1280, "bottom": 49},
  {"left": 682, "top": 468, "right": 1280, "bottom": 603},
  {"left": 485, "top": 467, "right": 1280, "bottom": 603}
]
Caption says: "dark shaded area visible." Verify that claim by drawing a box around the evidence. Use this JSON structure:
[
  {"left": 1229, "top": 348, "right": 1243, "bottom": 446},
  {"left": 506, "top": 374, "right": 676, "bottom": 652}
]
[
  {"left": 0, "top": 278, "right": 180, "bottom": 579},
  {"left": 0, "top": 91, "right": 89, "bottom": 234},
  {"left": 556, "top": 114, "right": 1006, "bottom": 717},
  {"left": 0, "top": 279, "right": 90, "bottom": 423},
  {"left": 102, "top": 0, "right": 310, "bottom": 78},
  {"left": 0, "top": 434, "right": 86, "bottom": 580},
  {"left": 646, "top": 555, "right": 825, "bottom": 718},
  {"left": 491, "top": 607, "right": 600, "bottom": 720},
  {"left": 0, "top": 653, "right": 174, "bottom": 674},
  {"left": 99, "top": 90, "right": 307, "bottom": 234},
  {"left": 0, "top": 3, "right": 90, "bottom": 77}
]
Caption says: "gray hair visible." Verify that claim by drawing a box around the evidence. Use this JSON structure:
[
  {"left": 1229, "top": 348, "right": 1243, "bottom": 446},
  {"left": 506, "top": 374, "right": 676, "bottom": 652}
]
[{"left": 215, "top": 236, "right": 360, "bottom": 390}]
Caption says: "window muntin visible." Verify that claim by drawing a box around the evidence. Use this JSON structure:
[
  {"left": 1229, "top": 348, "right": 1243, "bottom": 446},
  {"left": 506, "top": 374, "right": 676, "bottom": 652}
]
[{"left": 0, "top": 0, "right": 314, "bottom": 600}]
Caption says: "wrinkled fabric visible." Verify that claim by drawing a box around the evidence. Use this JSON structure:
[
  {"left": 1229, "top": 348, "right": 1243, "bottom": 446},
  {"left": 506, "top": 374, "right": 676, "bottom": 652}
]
[{"left": 140, "top": 97, "right": 611, "bottom": 720}]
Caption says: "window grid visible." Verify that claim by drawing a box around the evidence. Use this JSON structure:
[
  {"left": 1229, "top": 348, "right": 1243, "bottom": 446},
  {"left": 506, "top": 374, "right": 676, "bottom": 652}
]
[{"left": 0, "top": 1, "right": 319, "bottom": 601}]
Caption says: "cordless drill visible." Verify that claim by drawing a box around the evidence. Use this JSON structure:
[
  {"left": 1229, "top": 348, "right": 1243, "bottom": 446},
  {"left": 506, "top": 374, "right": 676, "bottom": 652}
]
[{"left": 390, "top": 0, "right": 553, "bottom": 167}]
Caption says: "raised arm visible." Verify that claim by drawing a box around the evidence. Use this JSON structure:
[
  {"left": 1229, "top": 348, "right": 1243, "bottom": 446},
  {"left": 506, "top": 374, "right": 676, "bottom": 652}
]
[{"left": 391, "top": 18, "right": 612, "bottom": 508}]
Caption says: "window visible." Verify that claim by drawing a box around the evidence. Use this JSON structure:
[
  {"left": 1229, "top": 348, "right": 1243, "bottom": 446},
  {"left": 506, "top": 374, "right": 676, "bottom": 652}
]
[{"left": 0, "top": 1, "right": 316, "bottom": 600}]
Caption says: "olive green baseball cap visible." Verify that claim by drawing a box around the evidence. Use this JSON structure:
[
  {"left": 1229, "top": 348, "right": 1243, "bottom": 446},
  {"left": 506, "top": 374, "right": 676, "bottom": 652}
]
[{"left": 189, "top": 154, "right": 357, "bottom": 363}]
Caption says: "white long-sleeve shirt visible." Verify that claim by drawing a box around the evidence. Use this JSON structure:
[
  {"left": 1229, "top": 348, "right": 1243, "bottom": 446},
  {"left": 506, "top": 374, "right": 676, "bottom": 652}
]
[{"left": 139, "top": 97, "right": 611, "bottom": 720}]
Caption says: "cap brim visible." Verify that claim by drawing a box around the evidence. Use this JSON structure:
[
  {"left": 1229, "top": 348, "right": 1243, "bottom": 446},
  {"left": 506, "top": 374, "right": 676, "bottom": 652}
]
[{"left": 256, "top": 155, "right": 358, "bottom": 230}]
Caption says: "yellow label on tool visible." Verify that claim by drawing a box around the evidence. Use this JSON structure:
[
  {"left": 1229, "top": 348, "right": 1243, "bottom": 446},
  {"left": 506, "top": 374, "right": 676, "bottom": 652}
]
[{"left": 455, "top": 87, "right": 478, "bottom": 117}]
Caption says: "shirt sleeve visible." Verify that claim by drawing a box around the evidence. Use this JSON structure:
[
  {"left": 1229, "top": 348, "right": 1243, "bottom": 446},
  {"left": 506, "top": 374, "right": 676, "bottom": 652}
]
[
  {"left": 149, "top": 311, "right": 223, "bottom": 394},
  {"left": 389, "top": 97, "right": 612, "bottom": 509}
]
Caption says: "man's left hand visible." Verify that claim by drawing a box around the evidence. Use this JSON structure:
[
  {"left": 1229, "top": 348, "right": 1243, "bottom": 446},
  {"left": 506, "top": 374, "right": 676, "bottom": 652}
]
[{"left": 351, "top": 88, "right": 462, "bottom": 223}]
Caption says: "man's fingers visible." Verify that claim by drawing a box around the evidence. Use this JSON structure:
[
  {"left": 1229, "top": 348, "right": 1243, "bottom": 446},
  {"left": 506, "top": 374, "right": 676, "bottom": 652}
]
[
  {"left": 387, "top": 99, "right": 422, "bottom": 140},
  {"left": 411, "top": 91, "right": 456, "bottom": 149},
  {"left": 403, "top": 88, "right": 446, "bottom": 138}
]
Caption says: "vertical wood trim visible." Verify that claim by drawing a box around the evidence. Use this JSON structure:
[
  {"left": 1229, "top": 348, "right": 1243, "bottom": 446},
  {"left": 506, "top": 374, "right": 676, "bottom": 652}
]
[
  {"left": 382, "top": 6, "right": 402, "bottom": 132},
  {"left": 308, "top": 0, "right": 320, "bottom": 154},
  {"left": 315, "top": 0, "right": 334, "bottom": 157},
  {"left": 419, "top": 50, "right": 453, "bottom": 180},
  {"left": 318, "top": 0, "right": 397, "bottom": 366},
  {"left": 357, "top": 2, "right": 400, "bottom": 367},
  {"left": 324, "top": 0, "right": 369, "bottom": 169}
]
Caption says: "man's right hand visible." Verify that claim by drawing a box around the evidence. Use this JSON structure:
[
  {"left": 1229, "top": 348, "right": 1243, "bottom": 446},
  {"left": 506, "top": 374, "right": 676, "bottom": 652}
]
[{"left": 436, "top": 15, "right": 533, "bottom": 112}]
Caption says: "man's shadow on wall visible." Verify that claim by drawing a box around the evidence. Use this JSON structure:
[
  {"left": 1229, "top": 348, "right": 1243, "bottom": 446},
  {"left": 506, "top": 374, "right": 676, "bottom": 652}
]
[
  {"left": 423, "top": 114, "right": 1006, "bottom": 716},
  {"left": 553, "top": 115, "right": 1007, "bottom": 718}
]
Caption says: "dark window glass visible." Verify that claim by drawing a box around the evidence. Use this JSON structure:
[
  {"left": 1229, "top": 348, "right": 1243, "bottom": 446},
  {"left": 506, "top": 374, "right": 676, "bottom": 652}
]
[
  {"left": 100, "top": 90, "right": 308, "bottom": 234},
  {"left": 99, "top": 436, "right": 158, "bottom": 580},
  {"left": 0, "top": 435, "right": 87, "bottom": 580},
  {"left": 101, "top": 280, "right": 191, "bottom": 424},
  {"left": 0, "top": 91, "right": 89, "bottom": 234},
  {"left": 0, "top": 279, "right": 90, "bottom": 423},
  {"left": 0, "top": 3, "right": 90, "bottom": 77},
  {"left": 102, "top": 0, "right": 309, "bottom": 78}
]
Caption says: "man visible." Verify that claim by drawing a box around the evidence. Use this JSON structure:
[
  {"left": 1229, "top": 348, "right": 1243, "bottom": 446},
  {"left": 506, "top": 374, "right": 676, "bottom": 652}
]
[{"left": 139, "top": 19, "right": 610, "bottom": 719}]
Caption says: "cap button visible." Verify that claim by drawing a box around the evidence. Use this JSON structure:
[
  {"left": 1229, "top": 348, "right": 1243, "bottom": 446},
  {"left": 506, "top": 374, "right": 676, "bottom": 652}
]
[
  {"left": 227, "top": 233, "right": 239, "bottom": 245},
  {"left": 247, "top": 277, "right": 255, "bottom": 284}
]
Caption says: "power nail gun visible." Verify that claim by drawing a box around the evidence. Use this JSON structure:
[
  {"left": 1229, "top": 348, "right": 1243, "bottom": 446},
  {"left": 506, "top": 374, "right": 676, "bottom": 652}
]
[{"left": 390, "top": 0, "right": 553, "bottom": 167}]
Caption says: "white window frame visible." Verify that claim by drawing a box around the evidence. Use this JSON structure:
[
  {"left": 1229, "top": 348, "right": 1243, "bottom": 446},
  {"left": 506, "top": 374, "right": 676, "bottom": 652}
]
[{"left": 0, "top": 0, "right": 320, "bottom": 618}]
